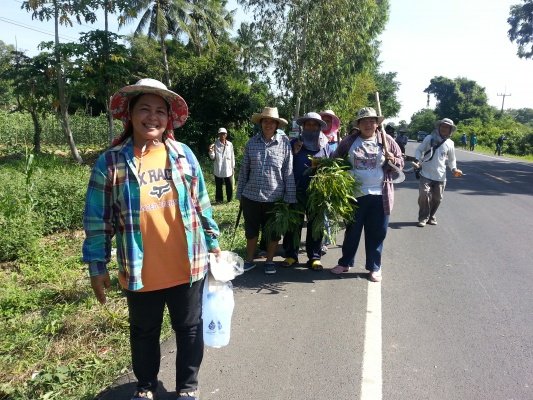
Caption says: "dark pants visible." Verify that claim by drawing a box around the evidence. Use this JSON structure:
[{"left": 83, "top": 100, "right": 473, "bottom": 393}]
[
  {"left": 126, "top": 279, "right": 205, "bottom": 393},
  {"left": 283, "top": 205, "right": 323, "bottom": 262},
  {"left": 215, "top": 175, "right": 233, "bottom": 202},
  {"left": 337, "top": 195, "right": 389, "bottom": 272}
]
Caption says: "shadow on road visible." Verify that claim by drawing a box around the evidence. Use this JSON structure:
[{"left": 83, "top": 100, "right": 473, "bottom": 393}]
[
  {"left": 232, "top": 258, "right": 369, "bottom": 295},
  {"left": 398, "top": 157, "right": 533, "bottom": 197},
  {"left": 96, "top": 380, "right": 175, "bottom": 400}
]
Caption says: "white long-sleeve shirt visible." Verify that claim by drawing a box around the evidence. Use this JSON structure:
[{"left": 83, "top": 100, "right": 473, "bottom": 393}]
[
  {"left": 209, "top": 139, "right": 235, "bottom": 178},
  {"left": 415, "top": 131, "right": 457, "bottom": 182}
]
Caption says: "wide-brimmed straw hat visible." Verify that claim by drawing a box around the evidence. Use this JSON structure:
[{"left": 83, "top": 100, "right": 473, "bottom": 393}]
[
  {"left": 435, "top": 118, "right": 457, "bottom": 133},
  {"left": 251, "top": 107, "right": 288, "bottom": 128},
  {"left": 319, "top": 110, "right": 341, "bottom": 131},
  {"left": 296, "top": 112, "right": 327, "bottom": 129},
  {"left": 354, "top": 107, "right": 385, "bottom": 125},
  {"left": 110, "top": 78, "right": 188, "bottom": 130}
]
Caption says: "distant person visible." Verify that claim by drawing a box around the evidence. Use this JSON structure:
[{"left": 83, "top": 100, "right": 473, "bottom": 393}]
[
  {"left": 494, "top": 134, "right": 506, "bottom": 156},
  {"left": 83, "top": 78, "right": 220, "bottom": 400},
  {"left": 469, "top": 133, "right": 477, "bottom": 151},
  {"left": 395, "top": 128, "right": 408, "bottom": 155},
  {"left": 413, "top": 118, "right": 463, "bottom": 227},
  {"left": 209, "top": 127, "right": 235, "bottom": 203},
  {"left": 236, "top": 107, "right": 296, "bottom": 275},
  {"left": 330, "top": 107, "right": 404, "bottom": 282},
  {"left": 282, "top": 112, "right": 331, "bottom": 271},
  {"left": 460, "top": 133, "right": 467, "bottom": 149}
]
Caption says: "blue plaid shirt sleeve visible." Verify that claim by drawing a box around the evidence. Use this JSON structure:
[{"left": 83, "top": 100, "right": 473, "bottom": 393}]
[{"left": 82, "top": 154, "right": 115, "bottom": 276}]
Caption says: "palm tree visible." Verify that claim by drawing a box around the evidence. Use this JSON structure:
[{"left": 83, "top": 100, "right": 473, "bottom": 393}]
[
  {"left": 235, "top": 22, "right": 271, "bottom": 79},
  {"left": 120, "top": 0, "right": 234, "bottom": 84},
  {"left": 119, "top": 0, "right": 182, "bottom": 86}
]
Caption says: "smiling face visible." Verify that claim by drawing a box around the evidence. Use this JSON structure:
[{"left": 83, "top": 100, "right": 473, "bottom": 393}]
[
  {"left": 357, "top": 117, "right": 378, "bottom": 138},
  {"left": 130, "top": 94, "right": 169, "bottom": 145},
  {"left": 261, "top": 117, "right": 279, "bottom": 138}
]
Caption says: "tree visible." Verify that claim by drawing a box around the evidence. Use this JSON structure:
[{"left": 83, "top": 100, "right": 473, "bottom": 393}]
[
  {"left": 2, "top": 51, "right": 56, "bottom": 153},
  {"left": 0, "top": 41, "right": 16, "bottom": 108},
  {"left": 75, "top": 30, "right": 130, "bottom": 143},
  {"left": 238, "top": 0, "right": 390, "bottom": 118},
  {"left": 367, "top": 71, "right": 401, "bottom": 118},
  {"left": 21, "top": 0, "right": 97, "bottom": 163},
  {"left": 408, "top": 108, "right": 437, "bottom": 136},
  {"left": 508, "top": 0, "right": 533, "bottom": 59},
  {"left": 235, "top": 22, "right": 271, "bottom": 79},
  {"left": 119, "top": 0, "right": 234, "bottom": 85},
  {"left": 424, "top": 76, "right": 493, "bottom": 123},
  {"left": 510, "top": 107, "right": 533, "bottom": 125}
]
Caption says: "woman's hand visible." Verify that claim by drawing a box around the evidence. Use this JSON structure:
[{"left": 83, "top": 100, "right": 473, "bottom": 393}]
[{"left": 90, "top": 272, "right": 111, "bottom": 305}]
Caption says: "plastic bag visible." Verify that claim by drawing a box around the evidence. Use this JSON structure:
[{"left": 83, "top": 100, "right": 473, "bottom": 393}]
[
  {"left": 202, "top": 273, "right": 235, "bottom": 348},
  {"left": 208, "top": 251, "right": 244, "bottom": 282}
]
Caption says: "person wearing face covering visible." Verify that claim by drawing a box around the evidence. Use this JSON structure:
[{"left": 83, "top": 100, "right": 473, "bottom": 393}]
[
  {"left": 413, "top": 118, "right": 463, "bottom": 227},
  {"left": 282, "top": 112, "right": 331, "bottom": 271},
  {"left": 319, "top": 109, "right": 341, "bottom": 153}
]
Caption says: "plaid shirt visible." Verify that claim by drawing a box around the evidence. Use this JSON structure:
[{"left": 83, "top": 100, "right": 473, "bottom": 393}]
[
  {"left": 82, "top": 137, "right": 219, "bottom": 291},
  {"left": 236, "top": 132, "right": 296, "bottom": 203},
  {"left": 333, "top": 132, "right": 404, "bottom": 215}
]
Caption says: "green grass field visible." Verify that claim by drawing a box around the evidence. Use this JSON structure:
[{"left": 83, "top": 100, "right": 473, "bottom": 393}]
[{"left": 0, "top": 148, "right": 246, "bottom": 400}]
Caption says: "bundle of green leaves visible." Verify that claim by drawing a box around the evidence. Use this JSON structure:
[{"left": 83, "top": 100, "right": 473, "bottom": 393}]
[
  {"left": 263, "top": 201, "right": 305, "bottom": 248},
  {"left": 307, "top": 157, "right": 360, "bottom": 242}
]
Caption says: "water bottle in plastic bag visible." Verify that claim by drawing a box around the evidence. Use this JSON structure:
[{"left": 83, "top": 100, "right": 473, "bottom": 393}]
[
  {"left": 208, "top": 251, "right": 244, "bottom": 282},
  {"left": 202, "top": 274, "right": 235, "bottom": 348}
]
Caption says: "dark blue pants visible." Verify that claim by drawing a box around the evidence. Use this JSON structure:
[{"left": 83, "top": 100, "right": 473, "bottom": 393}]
[
  {"left": 337, "top": 195, "right": 389, "bottom": 272},
  {"left": 283, "top": 201, "right": 323, "bottom": 262},
  {"left": 126, "top": 278, "right": 204, "bottom": 393}
]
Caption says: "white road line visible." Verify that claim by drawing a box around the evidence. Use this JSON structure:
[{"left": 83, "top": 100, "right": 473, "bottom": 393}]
[
  {"left": 484, "top": 172, "right": 511, "bottom": 184},
  {"left": 360, "top": 281, "right": 382, "bottom": 400}
]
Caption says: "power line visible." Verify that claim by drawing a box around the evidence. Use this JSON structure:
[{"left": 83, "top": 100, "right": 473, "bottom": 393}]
[
  {"left": 11, "top": 0, "right": 115, "bottom": 31},
  {"left": 0, "top": 16, "right": 79, "bottom": 42}
]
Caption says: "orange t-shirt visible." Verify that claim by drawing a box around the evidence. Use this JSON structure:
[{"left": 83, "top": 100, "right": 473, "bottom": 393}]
[{"left": 119, "top": 144, "right": 191, "bottom": 291}]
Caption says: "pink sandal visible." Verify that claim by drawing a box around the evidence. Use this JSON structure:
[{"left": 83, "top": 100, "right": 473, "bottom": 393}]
[{"left": 330, "top": 265, "right": 350, "bottom": 275}]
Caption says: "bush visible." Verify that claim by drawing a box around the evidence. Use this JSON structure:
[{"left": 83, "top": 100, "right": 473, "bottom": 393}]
[
  {"left": 0, "top": 157, "right": 44, "bottom": 261},
  {"left": 0, "top": 204, "right": 43, "bottom": 262},
  {"left": 31, "top": 159, "right": 91, "bottom": 234}
]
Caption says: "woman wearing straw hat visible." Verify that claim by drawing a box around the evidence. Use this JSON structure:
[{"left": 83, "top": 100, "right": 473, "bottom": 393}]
[
  {"left": 83, "top": 78, "right": 220, "bottom": 400},
  {"left": 236, "top": 107, "right": 296, "bottom": 275},
  {"left": 330, "top": 107, "right": 403, "bottom": 282}
]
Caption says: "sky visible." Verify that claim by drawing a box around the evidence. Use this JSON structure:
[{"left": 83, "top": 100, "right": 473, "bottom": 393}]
[{"left": 1, "top": 0, "right": 531, "bottom": 123}]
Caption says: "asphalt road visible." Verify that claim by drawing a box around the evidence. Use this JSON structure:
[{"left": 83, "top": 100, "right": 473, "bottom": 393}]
[{"left": 98, "top": 142, "right": 533, "bottom": 400}]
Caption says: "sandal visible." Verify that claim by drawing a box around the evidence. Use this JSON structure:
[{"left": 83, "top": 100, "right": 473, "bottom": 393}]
[
  {"left": 308, "top": 260, "right": 323, "bottom": 271},
  {"left": 131, "top": 389, "right": 155, "bottom": 400},
  {"left": 330, "top": 265, "right": 350, "bottom": 275},
  {"left": 281, "top": 257, "right": 298, "bottom": 267}
]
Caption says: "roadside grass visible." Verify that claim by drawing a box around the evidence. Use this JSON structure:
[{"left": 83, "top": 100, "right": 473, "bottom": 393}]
[
  {"left": 0, "top": 147, "right": 245, "bottom": 400},
  {"left": 461, "top": 144, "right": 533, "bottom": 162}
]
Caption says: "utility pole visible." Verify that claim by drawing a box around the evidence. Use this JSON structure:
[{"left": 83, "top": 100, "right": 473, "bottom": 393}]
[{"left": 497, "top": 91, "right": 511, "bottom": 113}]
